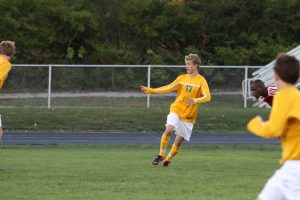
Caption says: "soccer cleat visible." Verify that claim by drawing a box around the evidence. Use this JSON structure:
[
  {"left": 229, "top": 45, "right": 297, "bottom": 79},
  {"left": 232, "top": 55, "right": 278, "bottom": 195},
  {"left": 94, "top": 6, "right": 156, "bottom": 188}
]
[
  {"left": 152, "top": 155, "right": 164, "bottom": 165},
  {"left": 162, "top": 160, "right": 171, "bottom": 167}
]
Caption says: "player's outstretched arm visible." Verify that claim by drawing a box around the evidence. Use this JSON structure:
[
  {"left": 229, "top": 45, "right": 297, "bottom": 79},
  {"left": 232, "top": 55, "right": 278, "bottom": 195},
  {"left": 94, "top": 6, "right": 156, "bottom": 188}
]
[
  {"left": 140, "top": 85, "right": 157, "bottom": 94},
  {"left": 140, "top": 77, "right": 180, "bottom": 95}
]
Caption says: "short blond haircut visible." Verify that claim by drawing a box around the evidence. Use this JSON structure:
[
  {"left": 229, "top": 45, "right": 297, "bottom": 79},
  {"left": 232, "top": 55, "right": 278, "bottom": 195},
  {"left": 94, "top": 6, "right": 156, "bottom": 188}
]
[
  {"left": 185, "top": 54, "right": 201, "bottom": 67},
  {"left": 0, "top": 41, "right": 15, "bottom": 57}
]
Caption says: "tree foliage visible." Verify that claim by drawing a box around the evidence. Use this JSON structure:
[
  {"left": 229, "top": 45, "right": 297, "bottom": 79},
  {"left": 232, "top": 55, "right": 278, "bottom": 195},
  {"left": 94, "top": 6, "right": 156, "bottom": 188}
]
[{"left": 1, "top": 0, "right": 299, "bottom": 65}]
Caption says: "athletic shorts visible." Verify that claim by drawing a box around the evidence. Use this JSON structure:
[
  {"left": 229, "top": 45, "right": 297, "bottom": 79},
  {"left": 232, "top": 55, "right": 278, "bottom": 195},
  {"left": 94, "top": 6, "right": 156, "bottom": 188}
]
[
  {"left": 165, "top": 112, "right": 193, "bottom": 141},
  {"left": 258, "top": 160, "right": 300, "bottom": 200}
]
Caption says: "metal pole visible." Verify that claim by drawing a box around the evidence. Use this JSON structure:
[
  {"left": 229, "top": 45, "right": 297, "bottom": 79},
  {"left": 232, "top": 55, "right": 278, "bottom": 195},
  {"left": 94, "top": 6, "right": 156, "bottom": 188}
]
[
  {"left": 48, "top": 65, "right": 52, "bottom": 109},
  {"left": 244, "top": 65, "right": 248, "bottom": 108},
  {"left": 147, "top": 65, "right": 151, "bottom": 108}
]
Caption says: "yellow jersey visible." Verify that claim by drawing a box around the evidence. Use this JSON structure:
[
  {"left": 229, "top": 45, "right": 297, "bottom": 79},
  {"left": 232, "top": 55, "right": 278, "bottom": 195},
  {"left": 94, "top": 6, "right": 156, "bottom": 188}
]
[
  {"left": 247, "top": 87, "right": 300, "bottom": 165},
  {"left": 145, "top": 73, "right": 211, "bottom": 124},
  {"left": 0, "top": 56, "right": 12, "bottom": 89}
]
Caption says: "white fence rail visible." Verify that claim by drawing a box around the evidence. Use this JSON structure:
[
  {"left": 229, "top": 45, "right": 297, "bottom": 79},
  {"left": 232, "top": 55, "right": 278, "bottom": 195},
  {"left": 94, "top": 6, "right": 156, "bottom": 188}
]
[{"left": 0, "top": 64, "right": 262, "bottom": 108}]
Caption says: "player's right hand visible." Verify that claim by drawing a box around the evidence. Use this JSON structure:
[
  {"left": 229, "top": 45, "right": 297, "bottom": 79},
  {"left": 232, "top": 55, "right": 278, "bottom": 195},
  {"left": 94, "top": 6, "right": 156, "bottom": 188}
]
[{"left": 140, "top": 86, "right": 148, "bottom": 94}]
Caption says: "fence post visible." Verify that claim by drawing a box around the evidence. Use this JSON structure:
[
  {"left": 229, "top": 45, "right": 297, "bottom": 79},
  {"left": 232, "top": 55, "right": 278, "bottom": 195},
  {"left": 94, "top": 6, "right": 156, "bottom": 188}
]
[
  {"left": 147, "top": 65, "right": 151, "bottom": 108},
  {"left": 244, "top": 65, "right": 248, "bottom": 108},
  {"left": 48, "top": 64, "right": 52, "bottom": 109}
]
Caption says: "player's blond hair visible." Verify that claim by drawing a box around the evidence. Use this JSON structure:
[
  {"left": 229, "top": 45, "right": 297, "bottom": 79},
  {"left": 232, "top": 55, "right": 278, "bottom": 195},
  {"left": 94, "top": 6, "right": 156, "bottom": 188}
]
[
  {"left": 185, "top": 54, "right": 201, "bottom": 67},
  {"left": 0, "top": 41, "right": 15, "bottom": 57}
]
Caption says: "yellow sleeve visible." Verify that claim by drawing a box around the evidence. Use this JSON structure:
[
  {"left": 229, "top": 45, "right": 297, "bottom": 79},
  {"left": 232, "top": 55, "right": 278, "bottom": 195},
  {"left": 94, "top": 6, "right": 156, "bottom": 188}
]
[
  {"left": 193, "top": 77, "right": 211, "bottom": 104},
  {"left": 145, "top": 76, "right": 180, "bottom": 94},
  {"left": 247, "top": 93, "right": 287, "bottom": 138},
  {"left": 0, "top": 61, "right": 12, "bottom": 89}
]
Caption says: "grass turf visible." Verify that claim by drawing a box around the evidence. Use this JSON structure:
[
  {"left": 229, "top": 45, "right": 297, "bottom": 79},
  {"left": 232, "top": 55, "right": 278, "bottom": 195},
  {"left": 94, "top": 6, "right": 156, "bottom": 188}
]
[
  {"left": 0, "top": 96, "right": 269, "bottom": 132},
  {"left": 0, "top": 145, "right": 280, "bottom": 200}
]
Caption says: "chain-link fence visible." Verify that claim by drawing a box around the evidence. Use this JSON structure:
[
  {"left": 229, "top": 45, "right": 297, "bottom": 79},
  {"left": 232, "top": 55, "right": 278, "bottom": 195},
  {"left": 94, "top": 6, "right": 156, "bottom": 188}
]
[{"left": 0, "top": 65, "right": 261, "bottom": 108}]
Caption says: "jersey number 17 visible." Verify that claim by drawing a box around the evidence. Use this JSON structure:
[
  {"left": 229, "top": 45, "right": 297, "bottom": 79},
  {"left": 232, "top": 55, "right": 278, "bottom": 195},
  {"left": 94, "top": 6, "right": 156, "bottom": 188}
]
[{"left": 186, "top": 85, "right": 193, "bottom": 92}]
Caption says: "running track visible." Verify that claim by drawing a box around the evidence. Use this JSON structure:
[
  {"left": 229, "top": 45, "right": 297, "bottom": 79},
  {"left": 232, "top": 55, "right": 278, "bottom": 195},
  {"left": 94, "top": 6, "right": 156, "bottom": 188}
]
[{"left": 2, "top": 132, "right": 279, "bottom": 145}]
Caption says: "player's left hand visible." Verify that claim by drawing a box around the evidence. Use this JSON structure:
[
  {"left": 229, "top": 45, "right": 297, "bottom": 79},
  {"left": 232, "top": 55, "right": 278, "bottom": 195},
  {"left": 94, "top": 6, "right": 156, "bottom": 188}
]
[
  {"left": 140, "top": 86, "right": 148, "bottom": 94},
  {"left": 186, "top": 98, "right": 196, "bottom": 105}
]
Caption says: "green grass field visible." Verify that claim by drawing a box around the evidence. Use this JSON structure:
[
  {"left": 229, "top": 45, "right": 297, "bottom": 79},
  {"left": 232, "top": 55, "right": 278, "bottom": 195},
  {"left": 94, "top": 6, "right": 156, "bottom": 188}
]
[
  {"left": 0, "top": 145, "right": 280, "bottom": 200},
  {"left": 0, "top": 95, "right": 269, "bottom": 132}
]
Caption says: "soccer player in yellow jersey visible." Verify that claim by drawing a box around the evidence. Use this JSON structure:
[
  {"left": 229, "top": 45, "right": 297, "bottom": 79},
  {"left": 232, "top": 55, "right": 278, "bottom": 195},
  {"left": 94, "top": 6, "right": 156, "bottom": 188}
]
[
  {"left": 247, "top": 54, "right": 300, "bottom": 200},
  {"left": 0, "top": 40, "right": 15, "bottom": 145},
  {"left": 140, "top": 54, "right": 211, "bottom": 167}
]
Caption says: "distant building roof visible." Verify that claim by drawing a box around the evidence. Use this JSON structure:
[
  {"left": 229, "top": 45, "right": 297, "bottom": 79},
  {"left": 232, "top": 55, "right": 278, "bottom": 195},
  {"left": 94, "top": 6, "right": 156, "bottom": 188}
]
[{"left": 251, "top": 45, "right": 300, "bottom": 87}]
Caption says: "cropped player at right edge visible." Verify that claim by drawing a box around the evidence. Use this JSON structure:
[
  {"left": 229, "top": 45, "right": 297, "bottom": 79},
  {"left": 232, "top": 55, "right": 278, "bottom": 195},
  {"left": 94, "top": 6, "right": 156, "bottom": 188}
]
[{"left": 247, "top": 53, "right": 300, "bottom": 200}]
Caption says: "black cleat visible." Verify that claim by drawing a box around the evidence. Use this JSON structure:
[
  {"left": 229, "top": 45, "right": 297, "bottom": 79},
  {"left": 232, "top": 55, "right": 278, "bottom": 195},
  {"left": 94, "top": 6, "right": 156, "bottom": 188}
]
[
  {"left": 152, "top": 155, "right": 164, "bottom": 165},
  {"left": 162, "top": 160, "right": 171, "bottom": 167}
]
